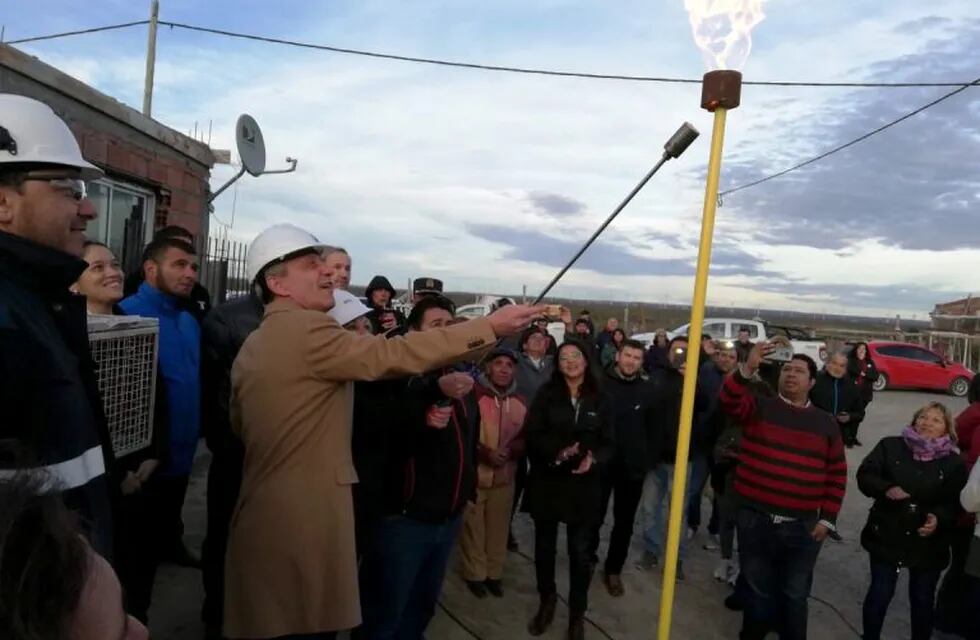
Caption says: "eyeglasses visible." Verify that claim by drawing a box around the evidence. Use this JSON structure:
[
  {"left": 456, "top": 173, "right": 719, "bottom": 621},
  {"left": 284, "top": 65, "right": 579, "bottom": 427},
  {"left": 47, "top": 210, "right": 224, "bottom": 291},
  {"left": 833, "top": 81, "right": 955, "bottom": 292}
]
[
  {"left": 24, "top": 175, "right": 87, "bottom": 201},
  {"left": 559, "top": 352, "right": 584, "bottom": 362}
]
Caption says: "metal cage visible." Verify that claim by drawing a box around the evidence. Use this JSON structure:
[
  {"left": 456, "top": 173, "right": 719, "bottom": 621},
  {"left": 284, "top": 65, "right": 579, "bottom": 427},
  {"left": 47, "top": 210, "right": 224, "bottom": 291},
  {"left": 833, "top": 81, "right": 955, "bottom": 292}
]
[{"left": 87, "top": 316, "right": 159, "bottom": 458}]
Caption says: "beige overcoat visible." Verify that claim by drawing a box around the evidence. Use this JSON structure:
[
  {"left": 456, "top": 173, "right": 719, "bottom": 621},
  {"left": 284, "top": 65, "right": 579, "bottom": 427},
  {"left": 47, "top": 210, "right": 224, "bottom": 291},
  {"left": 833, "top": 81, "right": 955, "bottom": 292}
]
[{"left": 223, "top": 299, "right": 496, "bottom": 639}]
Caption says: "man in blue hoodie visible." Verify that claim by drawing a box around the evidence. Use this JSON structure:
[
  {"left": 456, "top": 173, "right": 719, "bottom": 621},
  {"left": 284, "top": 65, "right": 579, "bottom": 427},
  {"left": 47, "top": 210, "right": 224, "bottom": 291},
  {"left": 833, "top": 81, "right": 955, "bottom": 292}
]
[{"left": 120, "top": 236, "right": 201, "bottom": 571}]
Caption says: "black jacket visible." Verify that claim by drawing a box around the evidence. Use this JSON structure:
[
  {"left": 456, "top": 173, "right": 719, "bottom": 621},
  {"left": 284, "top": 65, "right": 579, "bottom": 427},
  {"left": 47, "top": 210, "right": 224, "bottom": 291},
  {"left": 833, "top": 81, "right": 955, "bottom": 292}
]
[
  {"left": 383, "top": 368, "right": 480, "bottom": 523},
  {"left": 0, "top": 231, "right": 115, "bottom": 558},
  {"left": 857, "top": 436, "right": 968, "bottom": 570},
  {"left": 604, "top": 367, "right": 659, "bottom": 480},
  {"left": 643, "top": 345, "right": 669, "bottom": 375},
  {"left": 650, "top": 368, "right": 709, "bottom": 466},
  {"left": 811, "top": 372, "right": 865, "bottom": 425},
  {"left": 200, "top": 293, "right": 263, "bottom": 457},
  {"left": 124, "top": 270, "right": 212, "bottom": 324},
  {"left": 847, "top": 356, "right": 879, "bottom": 405},
  {"left": 524, "top": 383, "right": 615, "bottom": 523}
]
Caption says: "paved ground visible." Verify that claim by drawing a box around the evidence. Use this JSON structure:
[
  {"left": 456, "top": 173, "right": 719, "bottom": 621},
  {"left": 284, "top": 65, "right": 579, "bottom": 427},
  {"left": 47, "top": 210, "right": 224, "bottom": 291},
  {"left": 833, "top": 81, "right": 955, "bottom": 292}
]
[{"left": 148, "top": 390, "right": 969, "bottom": 639}]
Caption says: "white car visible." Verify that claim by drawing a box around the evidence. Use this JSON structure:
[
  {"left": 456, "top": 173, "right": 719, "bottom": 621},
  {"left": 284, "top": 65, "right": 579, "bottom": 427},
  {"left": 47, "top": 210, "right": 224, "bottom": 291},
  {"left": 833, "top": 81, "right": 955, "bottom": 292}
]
[{"left": 634, "top": 317, "right": 827, "bottom": 366}]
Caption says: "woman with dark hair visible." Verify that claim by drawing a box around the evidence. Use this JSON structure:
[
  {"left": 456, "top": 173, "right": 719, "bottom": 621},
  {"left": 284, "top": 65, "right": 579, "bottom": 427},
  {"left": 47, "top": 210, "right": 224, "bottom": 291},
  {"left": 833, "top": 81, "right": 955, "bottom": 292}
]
[
  {"left": 524, "top": 340, "right": 614, "bottom": 640},
  {"left": 848, "top": 343, "right": 879, "bottom": 439},
  {"left": 857, "top": 402, "right": 967, "bottom": 640},
  {"left": 643, "top": 329, "right": 670, "bottom": 374},
  {"left": 600, "top": 328, "right": 627, "bottom": 368},
  {"left": 72, "top": 241, "right": 170, "bottom": 624}
]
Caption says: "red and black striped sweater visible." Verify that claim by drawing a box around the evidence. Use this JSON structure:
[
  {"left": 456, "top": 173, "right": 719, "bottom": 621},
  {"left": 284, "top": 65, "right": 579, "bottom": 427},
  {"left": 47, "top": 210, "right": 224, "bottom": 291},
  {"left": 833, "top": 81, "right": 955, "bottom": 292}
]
[{"left": 719, "top": 370, "right": 847, "bottom": 524}]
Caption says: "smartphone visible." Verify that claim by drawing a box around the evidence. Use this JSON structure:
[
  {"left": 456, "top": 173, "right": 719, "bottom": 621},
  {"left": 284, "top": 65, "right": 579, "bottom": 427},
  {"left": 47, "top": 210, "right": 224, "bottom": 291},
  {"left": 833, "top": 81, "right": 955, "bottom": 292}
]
[
  {"left": 671, "top": 346, "right": 688, "bottom": 368},
  {"left": 764, "top": 346, "right": 794, "bottom": 362},
  {"left": 546, "top": 304, "right": 562, "bottom": 320}
]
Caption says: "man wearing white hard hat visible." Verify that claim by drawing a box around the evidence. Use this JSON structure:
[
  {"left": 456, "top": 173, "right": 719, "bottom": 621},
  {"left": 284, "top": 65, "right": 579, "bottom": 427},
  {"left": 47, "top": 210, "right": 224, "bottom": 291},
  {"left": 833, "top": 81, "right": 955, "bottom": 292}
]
[
  {"left": 224, "top": 223, "right": 545, "bottom": 639},
  {"left": 0, "top": 94, "right": 115, "bottom": 558}
]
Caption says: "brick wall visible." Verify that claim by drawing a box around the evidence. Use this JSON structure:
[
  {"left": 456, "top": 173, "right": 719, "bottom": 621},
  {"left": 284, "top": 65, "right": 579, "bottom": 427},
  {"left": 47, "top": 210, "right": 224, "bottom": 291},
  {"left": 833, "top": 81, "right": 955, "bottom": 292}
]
[{"left": 71, "top": 123, "right": 210, "bottom": 237}]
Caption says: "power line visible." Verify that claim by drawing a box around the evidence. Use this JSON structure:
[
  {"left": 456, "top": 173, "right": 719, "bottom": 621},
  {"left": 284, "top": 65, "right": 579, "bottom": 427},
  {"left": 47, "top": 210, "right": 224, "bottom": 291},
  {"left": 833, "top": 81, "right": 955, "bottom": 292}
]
[
  {"left": 718, "top": 75, "right": 980, "bottom": 201},
  {"left": 4, "top": 21, "right": 149, "bottom": 45},
  {"left": 150, "top": 20, "right": 980, "bottom": 89},
  {"left": 6, "top": 19, "right": 980, "bottom": 89}
]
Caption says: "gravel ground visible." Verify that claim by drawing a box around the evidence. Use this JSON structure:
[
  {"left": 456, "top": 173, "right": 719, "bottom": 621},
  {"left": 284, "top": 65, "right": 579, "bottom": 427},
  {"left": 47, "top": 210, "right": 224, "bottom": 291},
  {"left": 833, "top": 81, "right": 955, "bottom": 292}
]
[{"left": 148, "top": 389, "right": 969, "bottom": 639}]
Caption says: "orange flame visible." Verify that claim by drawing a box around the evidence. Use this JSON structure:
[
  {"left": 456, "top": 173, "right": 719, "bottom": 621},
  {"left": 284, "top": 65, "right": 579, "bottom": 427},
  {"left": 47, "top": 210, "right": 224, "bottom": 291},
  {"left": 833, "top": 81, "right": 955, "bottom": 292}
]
[{"left": 684, "top": 0, "right": 766, "bottom": 71}]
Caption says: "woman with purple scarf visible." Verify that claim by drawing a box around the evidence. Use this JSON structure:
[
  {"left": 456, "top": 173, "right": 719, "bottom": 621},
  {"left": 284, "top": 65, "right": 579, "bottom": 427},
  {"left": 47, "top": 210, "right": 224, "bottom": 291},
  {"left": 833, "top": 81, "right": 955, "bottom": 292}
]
[{"left": 857, "top": 402, "right": 968, "bottom": 640}]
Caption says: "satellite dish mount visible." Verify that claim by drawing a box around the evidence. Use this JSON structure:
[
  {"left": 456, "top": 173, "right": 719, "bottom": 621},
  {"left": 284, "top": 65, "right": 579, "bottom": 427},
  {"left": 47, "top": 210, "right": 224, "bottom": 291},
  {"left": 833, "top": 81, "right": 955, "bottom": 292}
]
[{"left": 209, "top": 114, "right": 298, "bottom": 202}]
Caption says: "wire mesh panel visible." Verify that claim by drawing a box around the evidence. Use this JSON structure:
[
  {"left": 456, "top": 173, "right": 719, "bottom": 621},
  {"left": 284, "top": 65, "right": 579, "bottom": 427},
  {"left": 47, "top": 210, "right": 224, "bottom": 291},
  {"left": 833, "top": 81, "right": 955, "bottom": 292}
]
[{"left": 87, "top": 317, "right": 159, "bottom": 458}]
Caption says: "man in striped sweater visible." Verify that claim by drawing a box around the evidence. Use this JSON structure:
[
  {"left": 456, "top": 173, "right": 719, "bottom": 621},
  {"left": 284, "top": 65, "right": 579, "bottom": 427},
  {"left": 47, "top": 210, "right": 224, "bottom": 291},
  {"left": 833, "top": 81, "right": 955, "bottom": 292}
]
[{"left": 720, "top": 341, "right": 847, "bottom": 640}]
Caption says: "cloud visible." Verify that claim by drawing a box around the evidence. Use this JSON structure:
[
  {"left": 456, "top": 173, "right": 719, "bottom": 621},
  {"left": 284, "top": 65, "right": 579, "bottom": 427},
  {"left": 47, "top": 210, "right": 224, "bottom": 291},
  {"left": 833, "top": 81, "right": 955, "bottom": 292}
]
[
  {"left": 718, "top": 18, "right": 980, "bottom": 251},
  {"left": 527, "top": 191, "right": 586, "bottom": 217}
]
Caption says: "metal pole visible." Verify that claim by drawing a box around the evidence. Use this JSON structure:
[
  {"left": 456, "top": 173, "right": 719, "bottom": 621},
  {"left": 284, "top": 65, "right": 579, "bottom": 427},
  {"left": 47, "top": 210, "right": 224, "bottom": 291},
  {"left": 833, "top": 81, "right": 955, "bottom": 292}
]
[
  {"left": 657, "top": 108, "right": 729, "bottom": 640},
  {"left": 142, "top": 0, "right": 159, "bottom": 117}
]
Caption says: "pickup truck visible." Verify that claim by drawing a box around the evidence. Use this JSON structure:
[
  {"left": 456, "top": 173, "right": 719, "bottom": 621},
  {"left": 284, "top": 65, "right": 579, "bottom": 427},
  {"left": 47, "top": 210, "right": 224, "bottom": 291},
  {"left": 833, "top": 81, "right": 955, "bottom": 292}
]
[{"left": 633, "top": 317, "right": 828, "bottom": 367}]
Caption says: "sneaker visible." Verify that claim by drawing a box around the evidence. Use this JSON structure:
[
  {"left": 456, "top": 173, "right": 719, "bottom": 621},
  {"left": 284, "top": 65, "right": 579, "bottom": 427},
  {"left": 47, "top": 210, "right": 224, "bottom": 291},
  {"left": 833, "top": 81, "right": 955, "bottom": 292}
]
[
  {"left": 726, "top": 560, "right": 740, "bottom": 586},
  {"left": 466, "top": 580, "right": 488, "bottom": 599},
  {"left": 685, "top": 527, "right": 697, "bottom": 542},
  {"left": 713, "top": 560, "right": 729, "bottom": 582},
  {"left": 485, "top": 579, "right": 504, "bottom": 598},
  {"left": 703, "top": 533, "right": 720, "bottom": 551},
  {"left": 636, "top": 551, "right": 659, "bottom": 571},
  {"left": 603, "top": 573, "right": 626, "bottom": 597}
]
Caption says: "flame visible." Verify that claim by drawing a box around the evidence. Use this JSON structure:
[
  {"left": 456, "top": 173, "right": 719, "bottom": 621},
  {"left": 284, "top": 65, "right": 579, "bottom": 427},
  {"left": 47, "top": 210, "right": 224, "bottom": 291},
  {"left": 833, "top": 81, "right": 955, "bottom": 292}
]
[{"left": 683, "top": 0, "right": 766, "bottom": 71}]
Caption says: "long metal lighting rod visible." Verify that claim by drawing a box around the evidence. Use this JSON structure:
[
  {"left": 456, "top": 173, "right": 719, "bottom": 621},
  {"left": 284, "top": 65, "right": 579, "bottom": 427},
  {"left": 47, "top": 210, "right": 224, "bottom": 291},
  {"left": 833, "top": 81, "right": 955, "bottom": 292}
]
[{"left": 533, "top": 122, "right": 700, "bottom": 305}]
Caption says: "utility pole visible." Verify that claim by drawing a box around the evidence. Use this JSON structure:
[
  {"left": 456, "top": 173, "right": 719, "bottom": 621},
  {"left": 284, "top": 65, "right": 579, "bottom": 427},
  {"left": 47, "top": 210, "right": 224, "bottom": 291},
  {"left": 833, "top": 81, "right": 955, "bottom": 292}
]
[{"left": 142, "top": 0, "right": 160, "bottom": 117}]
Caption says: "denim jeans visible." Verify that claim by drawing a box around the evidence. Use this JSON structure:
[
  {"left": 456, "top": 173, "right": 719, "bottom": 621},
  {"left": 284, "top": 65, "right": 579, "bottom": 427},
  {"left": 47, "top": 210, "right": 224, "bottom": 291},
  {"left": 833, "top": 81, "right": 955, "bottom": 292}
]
[
  {"left": 736, "top": 507, "right": 822, "bottom": 640},
  {"left": 862, "top": 556, "right": 941, "bottom": 640},
  {"left": 358, "top": 515, "right": 462, "bottom": 640},
  {"left": 534, "top": 517, "right": 594, "bottom": 614},
  {"left": 639, "top": 464, "right": 691, "bottom": 558}
]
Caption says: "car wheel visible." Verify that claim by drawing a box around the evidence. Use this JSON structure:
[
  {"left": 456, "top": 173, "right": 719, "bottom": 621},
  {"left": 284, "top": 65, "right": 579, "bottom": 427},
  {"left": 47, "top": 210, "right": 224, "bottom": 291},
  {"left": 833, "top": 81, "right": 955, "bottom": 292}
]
[
  {"left": 872, "top": 373, "right": 888, "bottom": 392},
  {"left": 949, "top": 377, "right": 970, "bottom": 397}
]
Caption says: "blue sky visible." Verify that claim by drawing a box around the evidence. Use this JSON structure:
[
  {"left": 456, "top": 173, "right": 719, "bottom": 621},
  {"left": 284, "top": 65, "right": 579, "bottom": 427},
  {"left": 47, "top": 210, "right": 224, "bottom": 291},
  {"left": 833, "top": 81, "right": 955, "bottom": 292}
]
[{"left": 8, "top": 0, "right": 980, "bottom": 318}]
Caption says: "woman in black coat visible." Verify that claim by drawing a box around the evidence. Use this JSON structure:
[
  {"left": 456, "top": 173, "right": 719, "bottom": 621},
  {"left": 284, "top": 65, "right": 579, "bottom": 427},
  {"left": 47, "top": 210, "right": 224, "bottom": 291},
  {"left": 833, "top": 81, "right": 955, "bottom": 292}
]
[
  {"left": 524, "top": 339, "right": 614, "bottom": 640},
  {"left": 848, "top": 342, "right": 879, "bottom": 408},
  {"left": 857, "top": 401, "right": 968, "bottom": 640},
  {"left": 643, "top": 329, "right": 670, "bottom": 375}
]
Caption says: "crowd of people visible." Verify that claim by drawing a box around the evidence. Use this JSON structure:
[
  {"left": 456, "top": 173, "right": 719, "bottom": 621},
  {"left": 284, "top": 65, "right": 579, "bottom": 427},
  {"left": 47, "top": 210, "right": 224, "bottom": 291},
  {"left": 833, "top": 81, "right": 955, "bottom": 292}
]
[{"left": 3, "top": 92, "right": 980, "bottom": 640}]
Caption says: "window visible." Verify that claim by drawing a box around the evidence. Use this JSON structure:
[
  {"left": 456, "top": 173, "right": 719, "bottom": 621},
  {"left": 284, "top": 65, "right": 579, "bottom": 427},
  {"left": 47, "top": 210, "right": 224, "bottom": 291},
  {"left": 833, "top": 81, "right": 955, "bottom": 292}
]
[
  {"left": 877, "top": 345, "right": 911, "bottom": 358},
  {"left": 908, "top": 347, "right": 943, "bottom": 365},
  {"left": 702, "top": 322, "right": 727, "bottom": 339},
  {"left": 85, "top": 179, "right": 155, "bottom": 273}
]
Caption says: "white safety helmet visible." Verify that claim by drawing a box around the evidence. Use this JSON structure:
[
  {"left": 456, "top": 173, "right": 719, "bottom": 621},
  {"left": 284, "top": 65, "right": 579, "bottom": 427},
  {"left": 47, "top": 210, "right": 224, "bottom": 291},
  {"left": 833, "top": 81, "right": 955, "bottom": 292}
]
[
  {"left": 246, "top": 223, "right": 327, "bottom": 284},
  {"left": 328, "top": 290, "right": 371, "bottom": 327},
  {"left": 0, "top": 94, "right": 103, "bottom": 180}
]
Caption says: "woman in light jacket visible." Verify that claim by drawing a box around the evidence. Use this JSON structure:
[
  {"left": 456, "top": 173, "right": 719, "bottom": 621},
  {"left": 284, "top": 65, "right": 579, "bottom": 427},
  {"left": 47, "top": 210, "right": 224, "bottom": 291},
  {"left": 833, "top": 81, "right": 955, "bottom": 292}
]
[
  {"left": 459, "top": 348, "right": 527, "bottom": 599},
  {"left": 857, "top": 402, "right": 967, "bottom": 640}
]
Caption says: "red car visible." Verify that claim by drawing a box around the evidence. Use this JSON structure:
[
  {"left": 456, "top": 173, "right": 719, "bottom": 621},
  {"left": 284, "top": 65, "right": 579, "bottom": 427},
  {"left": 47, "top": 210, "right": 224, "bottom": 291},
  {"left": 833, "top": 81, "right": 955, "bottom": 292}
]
[{"left": 867, "top": 341, "right": 974, "bottom": 397}]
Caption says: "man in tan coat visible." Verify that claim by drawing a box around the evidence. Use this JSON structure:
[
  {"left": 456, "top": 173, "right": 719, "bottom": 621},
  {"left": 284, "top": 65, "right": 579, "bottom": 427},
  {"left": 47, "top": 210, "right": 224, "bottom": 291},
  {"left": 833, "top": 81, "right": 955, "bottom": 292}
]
[{"left": 224, "top": 224, "right": 543, "bottom": 640}]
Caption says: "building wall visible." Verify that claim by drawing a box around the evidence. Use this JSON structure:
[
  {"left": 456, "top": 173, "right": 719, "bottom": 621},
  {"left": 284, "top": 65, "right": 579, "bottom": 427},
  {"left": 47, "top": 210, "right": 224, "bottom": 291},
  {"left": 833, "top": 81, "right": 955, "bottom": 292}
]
[{"left": 0, "top": 46, "right": 213, "bottom": 238}]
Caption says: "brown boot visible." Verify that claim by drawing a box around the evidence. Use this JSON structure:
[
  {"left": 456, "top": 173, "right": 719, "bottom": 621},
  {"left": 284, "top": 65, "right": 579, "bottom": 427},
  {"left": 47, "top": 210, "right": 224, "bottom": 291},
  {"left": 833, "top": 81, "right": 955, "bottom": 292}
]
[
  {"left": 568, "top": 612, "right": 586, "bottom": 640},
  {"left": 528, "top": 593, "right": 557, "bottom": 636}
]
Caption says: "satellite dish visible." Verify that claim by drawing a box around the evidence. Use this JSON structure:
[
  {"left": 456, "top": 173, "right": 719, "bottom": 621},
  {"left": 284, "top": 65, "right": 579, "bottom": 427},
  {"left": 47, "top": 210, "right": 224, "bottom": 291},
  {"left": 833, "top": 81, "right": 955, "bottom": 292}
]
[{"left": 236, "top": 114, "right": 266, "bottom": 177}]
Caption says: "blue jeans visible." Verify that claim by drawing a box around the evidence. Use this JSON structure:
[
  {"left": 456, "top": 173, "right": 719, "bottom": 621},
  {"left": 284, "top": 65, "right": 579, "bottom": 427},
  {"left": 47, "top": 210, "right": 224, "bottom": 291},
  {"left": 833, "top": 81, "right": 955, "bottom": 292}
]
[
  {"left": 359, "top": 515, "right": 462, "bottom": 640},
  {"left": 736, "top": 507, "right": 822, "bottom": 640},
  {"left": 862, "top": 556, "right": 941, "bottom": 640},
  {"left": 639, "top": 464, "right": 691, "bottom": 558}
]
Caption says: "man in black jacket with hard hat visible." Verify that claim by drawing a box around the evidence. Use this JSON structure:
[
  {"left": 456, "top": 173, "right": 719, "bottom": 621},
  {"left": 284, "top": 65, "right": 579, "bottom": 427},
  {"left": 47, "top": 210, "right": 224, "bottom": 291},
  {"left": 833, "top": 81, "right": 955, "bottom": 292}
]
[{"left": 0, "top": 93, "right": 115, "bottom": 558}]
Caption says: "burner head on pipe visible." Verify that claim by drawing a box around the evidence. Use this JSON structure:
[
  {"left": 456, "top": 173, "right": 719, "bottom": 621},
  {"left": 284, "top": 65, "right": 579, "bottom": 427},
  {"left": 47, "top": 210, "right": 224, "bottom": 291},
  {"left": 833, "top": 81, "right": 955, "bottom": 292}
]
[{"left": 701, "top": 70, "right": 742, "bottom": 112}]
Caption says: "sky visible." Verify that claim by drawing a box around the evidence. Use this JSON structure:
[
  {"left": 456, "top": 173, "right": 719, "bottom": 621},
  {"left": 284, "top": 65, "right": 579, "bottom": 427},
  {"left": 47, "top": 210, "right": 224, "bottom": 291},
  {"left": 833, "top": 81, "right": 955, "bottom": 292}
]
[{"left": 7, "top": 0, "right": 980, "bottom": 319}]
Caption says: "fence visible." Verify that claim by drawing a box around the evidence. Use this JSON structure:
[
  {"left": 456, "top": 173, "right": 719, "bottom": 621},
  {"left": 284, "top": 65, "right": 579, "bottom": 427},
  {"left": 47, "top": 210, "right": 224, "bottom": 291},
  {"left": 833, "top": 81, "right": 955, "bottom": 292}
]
[{"left": 196, "top": 236, "right": 249, "bottom": 305}]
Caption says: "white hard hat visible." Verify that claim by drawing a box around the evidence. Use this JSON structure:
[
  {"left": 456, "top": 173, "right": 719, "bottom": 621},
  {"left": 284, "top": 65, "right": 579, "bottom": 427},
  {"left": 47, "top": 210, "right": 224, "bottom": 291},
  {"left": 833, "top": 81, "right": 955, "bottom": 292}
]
[
  {"left": 0, "top": 94, "right": 103, "bottom": 180},
  {"left": 328, "top": 290, "right": 371, "bottom": 327},
  {"left": 246, "top": 223, "right": 327, "bottom": 283}
]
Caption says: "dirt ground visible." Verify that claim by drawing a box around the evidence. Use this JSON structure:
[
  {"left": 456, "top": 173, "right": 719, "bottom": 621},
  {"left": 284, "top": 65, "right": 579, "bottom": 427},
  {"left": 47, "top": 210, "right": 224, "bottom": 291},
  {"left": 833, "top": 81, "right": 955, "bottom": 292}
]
[{"left": 147, "top": 390, "right": 969, "bottom": 639}]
